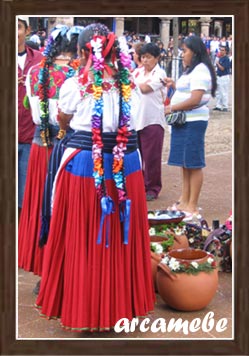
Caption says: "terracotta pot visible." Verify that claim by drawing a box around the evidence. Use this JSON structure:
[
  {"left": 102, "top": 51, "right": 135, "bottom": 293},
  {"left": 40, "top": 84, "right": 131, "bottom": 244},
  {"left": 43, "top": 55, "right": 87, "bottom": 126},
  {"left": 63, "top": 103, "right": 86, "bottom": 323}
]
[
  {"left": 150, "top": 251, "right": 163, "bottom": 292},
  {"left": 170, "top": 233, "right": 189, "bottom": 250},
  {"left": 156, "top": 248, "right": 218, "bottom": 311},
  {"left": 150, "top": 233, "right": 189, "bottom": 252}
]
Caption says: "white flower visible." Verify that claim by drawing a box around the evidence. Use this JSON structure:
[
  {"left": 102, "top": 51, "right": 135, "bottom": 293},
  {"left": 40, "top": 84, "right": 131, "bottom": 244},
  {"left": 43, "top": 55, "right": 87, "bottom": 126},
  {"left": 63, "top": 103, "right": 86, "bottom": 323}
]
[
  {"left": 151, "top": 242, "right": 163, "bottom": 254},
  {"left": 118, "top": 36, "right": 129, "bottom": 54},
  {"left": 191, "top": 261, "right": 199, "bottom": 269},
  {"left": 91, "top": 38, "right": 103, "bottom": 59},
  {"left": 169, "top": 257, "right": 180, "bottom": 271},
  {"left": 207, "top": 257, "right": 214, "bottom": 264},
  {"left": 161, "top": 256, "right": 169, "bottom": 265},
  {"left": 189, "top": 238, "right": 195, "bottom": 244},
  {"left": 149, "top": 227, "right": 156, "bottom": 236},
  {"left": 174, "top": 227, "right": 183, "bottom": 236}
]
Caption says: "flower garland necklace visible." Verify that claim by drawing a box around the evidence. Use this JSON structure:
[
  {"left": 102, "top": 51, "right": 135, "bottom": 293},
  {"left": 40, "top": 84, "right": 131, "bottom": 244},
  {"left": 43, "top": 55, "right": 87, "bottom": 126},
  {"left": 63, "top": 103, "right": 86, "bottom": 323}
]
[
  {"left": 113, "top": 40, "right": 132, "bottom": 204},
  {"left": 90, "top": 35, "right": 132, "bottom": 201},
  {"left": 84, "top": 34, "right": 133, "bottom": 246}
]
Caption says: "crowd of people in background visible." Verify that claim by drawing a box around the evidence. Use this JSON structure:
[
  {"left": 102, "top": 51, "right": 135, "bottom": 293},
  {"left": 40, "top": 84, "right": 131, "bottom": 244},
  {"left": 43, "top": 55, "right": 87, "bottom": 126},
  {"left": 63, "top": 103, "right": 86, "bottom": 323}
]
[
  {"left": 25, "top": 27, "right": 233, "bottom": 75},
  {"left": 112, "top": 30, "right": 233, "bottom": 76}
]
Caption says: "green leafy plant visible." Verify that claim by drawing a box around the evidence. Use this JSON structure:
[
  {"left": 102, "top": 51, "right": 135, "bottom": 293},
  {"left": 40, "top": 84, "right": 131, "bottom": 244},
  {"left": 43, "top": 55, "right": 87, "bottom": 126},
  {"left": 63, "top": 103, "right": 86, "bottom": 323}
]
[
  {"left": 149, "top": 222, "right": 186, "bottom": 237},
  {"left": 150, "top": 234, "right": 175, "bottom": 254},
  {"left": 161, "top": 254, "right": 217, "bottom": 275}
]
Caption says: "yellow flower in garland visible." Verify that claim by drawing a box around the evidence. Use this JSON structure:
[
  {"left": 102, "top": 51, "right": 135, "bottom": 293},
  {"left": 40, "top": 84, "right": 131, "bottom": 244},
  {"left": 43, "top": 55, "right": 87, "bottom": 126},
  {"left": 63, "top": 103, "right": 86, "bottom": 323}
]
[
  {"left": 92, "top": 84, "right": 103, "bottom": 100},
  {"left": 121, "top": 84, "right": 131, "bottom": 101}
]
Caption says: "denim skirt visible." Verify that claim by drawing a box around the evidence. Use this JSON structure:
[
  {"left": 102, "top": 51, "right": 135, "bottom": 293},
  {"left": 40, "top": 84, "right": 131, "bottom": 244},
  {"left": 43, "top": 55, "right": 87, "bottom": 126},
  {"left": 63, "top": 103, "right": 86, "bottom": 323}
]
[{"left": 168, "top": 120, "right": 208, "bottom": 169}]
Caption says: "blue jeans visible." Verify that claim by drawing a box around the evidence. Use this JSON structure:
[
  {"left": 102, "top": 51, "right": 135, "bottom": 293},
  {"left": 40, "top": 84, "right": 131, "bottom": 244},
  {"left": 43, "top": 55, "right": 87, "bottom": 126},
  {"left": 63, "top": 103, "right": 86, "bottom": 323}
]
[{"left": 18, "top": 143, "right": 31, "bottom": 208}]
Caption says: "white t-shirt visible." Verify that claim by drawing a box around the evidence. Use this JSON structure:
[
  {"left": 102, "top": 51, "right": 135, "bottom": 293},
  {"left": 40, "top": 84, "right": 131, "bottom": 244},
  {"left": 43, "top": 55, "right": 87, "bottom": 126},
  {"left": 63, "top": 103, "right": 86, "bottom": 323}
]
[
  {"left": 210, "top": 40, "right": 220, "bottom": 53},
  {"left": 132, "top": 64, "right": 167, "bottom": 131},
  {"left": 170, "top": 63, "right": 212, "bottom": 122},
  {"left": 18, "top": 53, "right": 27, "bottom": 70},
  {"left": 59, "top": 75, "right": 141, "bottom": 132}
]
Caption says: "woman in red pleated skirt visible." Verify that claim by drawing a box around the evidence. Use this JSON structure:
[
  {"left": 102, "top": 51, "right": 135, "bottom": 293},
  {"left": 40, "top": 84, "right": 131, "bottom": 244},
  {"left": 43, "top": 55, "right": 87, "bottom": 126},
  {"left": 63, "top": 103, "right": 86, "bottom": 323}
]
[
  {"left": 36, "top": 149, "right": 155, "bottom": 331},
  {"left": 18, "top": 25, "right": 83, "bottom": 277},
  {"left": 35, "top": 23, "right": 155, "bottom": 332}
]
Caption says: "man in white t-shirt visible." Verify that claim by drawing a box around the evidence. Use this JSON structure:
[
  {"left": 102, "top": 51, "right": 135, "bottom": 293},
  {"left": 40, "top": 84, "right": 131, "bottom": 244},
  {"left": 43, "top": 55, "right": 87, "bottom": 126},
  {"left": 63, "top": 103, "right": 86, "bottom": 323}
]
[
  {"left": 30, "top": 30, "right": 41, "bottom": 47},
  {"left": 210, "top": 36, "right": 220, "bottom": 65}
]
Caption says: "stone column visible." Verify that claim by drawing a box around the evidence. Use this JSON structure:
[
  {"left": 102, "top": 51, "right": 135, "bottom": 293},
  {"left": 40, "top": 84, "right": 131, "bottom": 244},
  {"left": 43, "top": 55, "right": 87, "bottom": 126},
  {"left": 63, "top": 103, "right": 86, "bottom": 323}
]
[
  {"left": 199, "top": 17, "right": 211, "bottom": 37},
  {"left": 115, "top": 17, "right": 124, "bottom": 37},
  {"left": 214, "top": 20, "right": 223, "bottom": 37},
  {"left": 159, "top": 17, "right": 172, "bottom": 50}
]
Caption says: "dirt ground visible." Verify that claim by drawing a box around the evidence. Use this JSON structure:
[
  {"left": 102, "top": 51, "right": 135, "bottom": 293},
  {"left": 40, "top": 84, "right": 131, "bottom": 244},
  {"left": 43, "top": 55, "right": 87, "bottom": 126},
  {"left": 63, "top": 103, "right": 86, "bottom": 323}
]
[{"left": 148, "top": 84, "right": 233, "bottom": 227}]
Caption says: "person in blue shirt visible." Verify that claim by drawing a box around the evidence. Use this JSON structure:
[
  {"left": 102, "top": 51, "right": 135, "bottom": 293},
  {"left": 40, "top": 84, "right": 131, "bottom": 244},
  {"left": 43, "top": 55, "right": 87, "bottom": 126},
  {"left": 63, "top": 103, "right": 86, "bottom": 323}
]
[{"left": 213, "top": 45, "right": 231, "bottom": 112}]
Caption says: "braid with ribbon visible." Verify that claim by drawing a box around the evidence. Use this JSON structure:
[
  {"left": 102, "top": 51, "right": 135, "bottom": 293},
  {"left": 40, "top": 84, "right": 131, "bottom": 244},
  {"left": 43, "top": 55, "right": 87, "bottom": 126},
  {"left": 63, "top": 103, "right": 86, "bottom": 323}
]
[
  {"left": 80, "top": 24, "right": 112, "bottom": 199},
  {"left": 113, "top": 36, "right": 132, "bottom": 245},
  {"left": 38, "top": 25, "right": 82, "bottom": 146},
  {"left": 112, "top": 37, "right": 132, "bottom": 203},
  {"left": 78, "top": 23, "right": 133, "bottom": 246}
]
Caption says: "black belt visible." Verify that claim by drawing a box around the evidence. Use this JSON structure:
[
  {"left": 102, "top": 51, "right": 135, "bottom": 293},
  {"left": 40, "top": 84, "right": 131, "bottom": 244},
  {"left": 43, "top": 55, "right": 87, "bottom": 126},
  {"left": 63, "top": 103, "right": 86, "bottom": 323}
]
[{"left": 66, "top": 130, "right": 138, "bottom": 153}]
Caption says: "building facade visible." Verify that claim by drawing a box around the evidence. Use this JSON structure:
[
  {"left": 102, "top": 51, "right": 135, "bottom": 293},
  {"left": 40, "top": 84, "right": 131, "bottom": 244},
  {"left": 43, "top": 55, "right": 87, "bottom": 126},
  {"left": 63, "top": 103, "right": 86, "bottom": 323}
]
[{"left": 29, "top": 16, "right": 232, "bottom": 50}]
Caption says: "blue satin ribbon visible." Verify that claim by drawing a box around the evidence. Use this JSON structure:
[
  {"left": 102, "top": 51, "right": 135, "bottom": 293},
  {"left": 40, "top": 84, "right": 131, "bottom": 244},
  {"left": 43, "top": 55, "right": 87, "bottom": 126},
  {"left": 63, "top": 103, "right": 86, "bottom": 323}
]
[
  {"left": 97, "top": 196, "right": 115, "bottom": 247},
  {"left": 119, "top": 199, "right": 131, "bottom": 245}
]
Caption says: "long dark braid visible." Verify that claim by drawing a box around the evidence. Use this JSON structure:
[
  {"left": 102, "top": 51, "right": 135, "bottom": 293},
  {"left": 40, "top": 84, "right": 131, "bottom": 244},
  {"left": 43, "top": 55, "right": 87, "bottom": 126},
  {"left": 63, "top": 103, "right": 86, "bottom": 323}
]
[
  {"left": 39, "top": 25, "right": 80, "bottom": 146},
  {"left": 39, "top": 48, "right": 54, "bottom": 146}
]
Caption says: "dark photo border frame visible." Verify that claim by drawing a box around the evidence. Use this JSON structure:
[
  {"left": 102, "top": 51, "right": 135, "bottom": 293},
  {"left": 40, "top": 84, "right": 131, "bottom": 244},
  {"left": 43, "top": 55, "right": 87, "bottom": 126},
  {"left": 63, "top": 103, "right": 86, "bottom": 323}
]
[{"left": 1, "top": 0, "right": 248, "bottom": 354}]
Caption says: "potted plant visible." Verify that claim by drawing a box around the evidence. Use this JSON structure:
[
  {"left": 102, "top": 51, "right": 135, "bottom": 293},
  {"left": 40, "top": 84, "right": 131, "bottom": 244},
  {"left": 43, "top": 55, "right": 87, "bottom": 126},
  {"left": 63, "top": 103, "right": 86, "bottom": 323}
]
[
  {"left": 157, "top": 248, "right": 218, "bottom": 311},
  {"left": 149, "top": 222, "right": 189, "bottom": 250}
]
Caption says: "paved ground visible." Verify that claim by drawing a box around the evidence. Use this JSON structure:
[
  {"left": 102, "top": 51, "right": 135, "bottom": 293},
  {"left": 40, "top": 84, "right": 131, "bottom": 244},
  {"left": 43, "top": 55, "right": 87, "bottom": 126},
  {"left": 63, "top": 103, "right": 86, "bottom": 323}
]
[{"left": 18, "top": 81, "right": 233, "bottom": 340}]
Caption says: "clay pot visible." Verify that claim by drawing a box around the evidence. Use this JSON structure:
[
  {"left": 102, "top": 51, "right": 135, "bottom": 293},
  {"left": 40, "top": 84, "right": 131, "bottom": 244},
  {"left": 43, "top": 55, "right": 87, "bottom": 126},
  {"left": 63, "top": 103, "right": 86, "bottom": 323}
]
[
  {"left": 151, "top": 251, "right": 163, "bottom": 292},
  {"left": 150, "top": 233, "right": 189, "bottom": 251},
  {"left": 171, "top": 233, "right": 189, "bottom": 250},
  {"left": 157, "top": 248, "right": 218, "bottom": 311}
]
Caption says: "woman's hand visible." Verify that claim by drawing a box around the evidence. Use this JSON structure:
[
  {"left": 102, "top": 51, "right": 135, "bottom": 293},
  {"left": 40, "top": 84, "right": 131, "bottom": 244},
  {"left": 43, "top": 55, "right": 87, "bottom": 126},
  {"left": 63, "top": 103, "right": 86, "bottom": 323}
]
[
  {"left": 161, "top": 77, "right": 176, "bottom": 90},
  {"left": 164, "top": 105, "right": 172, "bottom": 115}
]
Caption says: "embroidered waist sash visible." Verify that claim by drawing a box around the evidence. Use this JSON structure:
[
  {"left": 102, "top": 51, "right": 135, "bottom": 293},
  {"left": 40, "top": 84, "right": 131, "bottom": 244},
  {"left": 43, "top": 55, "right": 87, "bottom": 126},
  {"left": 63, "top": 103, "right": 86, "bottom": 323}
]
[{"left": 66, "top": 129, "right": 138, "bottom": 153}]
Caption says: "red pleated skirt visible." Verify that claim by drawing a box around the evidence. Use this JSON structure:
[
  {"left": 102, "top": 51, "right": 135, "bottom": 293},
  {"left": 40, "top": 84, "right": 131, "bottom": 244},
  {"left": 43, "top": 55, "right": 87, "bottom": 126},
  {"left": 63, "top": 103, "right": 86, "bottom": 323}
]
[
  {"left": 36, "top": 149, "right": 155, "bottom": 332},
  {"left": 18, "top": 143, "right": 53, "bottom": 276}
]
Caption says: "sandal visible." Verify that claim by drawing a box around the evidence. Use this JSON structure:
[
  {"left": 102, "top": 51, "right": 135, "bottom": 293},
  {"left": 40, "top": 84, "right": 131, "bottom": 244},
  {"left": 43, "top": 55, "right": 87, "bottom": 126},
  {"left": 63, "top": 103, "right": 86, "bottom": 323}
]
[{"left": 183, "top": 211, "right": 202, "bottom": 222}]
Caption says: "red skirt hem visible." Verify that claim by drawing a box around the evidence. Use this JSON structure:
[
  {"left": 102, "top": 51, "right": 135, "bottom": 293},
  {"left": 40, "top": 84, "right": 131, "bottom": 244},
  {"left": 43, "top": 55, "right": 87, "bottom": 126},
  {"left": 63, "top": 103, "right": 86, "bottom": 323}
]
[{"left": 18, "top": 144, "right": 53, "bottom": 276}]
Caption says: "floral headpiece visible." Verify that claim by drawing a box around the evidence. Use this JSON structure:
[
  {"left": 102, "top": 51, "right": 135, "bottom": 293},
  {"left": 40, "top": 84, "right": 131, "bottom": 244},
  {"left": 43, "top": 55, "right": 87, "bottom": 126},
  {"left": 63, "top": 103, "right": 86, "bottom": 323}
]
[
  {"left": 43, "top": 25, "right": 69, "bottom": 57},
  {"left": 82, "top": 28, "right": 133, "bottom": 246}
]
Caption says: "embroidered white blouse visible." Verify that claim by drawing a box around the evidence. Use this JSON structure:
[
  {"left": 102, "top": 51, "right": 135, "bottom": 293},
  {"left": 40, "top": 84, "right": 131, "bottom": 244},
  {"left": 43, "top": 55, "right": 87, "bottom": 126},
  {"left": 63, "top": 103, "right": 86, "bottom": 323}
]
[{"left": 59, "top": 75, "right": 141, "bottom": 132}]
